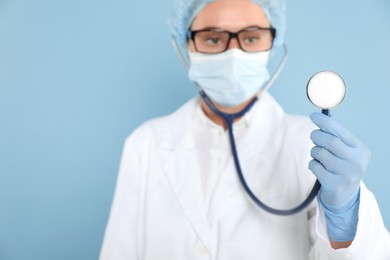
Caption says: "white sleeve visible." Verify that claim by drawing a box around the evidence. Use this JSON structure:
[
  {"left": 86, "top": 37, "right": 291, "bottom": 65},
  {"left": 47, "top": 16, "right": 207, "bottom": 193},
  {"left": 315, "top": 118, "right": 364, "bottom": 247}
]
[
  {"left": 99, "top": 130, "right": 146, "bottom": 260},
  {"left": 309, "top": 182, "right": 390, "bottom": 259}
]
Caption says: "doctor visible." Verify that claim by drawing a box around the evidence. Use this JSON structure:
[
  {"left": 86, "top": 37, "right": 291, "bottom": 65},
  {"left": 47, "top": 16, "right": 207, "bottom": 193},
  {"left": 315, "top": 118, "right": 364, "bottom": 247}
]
[{"left": 100, "top": 0, "right": 390, "bottom": 259}]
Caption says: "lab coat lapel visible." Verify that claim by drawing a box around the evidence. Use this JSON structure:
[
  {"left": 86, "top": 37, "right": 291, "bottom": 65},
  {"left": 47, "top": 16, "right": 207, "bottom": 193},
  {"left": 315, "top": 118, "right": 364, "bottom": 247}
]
[{"left": 160, "top": 104, "right": 211, "bottom": 251}]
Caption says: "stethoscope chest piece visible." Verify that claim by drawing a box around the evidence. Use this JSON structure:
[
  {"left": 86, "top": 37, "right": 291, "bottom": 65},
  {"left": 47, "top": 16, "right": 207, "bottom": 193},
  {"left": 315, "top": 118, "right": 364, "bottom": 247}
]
[{"left": 307, "top": 71, "right": 346, "bottom": 112}]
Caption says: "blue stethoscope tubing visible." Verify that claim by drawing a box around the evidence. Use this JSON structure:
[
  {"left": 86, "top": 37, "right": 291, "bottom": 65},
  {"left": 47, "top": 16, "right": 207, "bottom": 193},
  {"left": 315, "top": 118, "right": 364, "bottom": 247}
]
[{"left": 200, "top": 91, "right": 322, "bottom": 216}]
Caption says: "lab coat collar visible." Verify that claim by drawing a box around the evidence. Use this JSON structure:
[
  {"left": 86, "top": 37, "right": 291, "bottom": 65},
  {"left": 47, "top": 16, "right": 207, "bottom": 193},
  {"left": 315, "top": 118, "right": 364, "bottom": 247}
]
[
  {"left": 194, "top": 95, "right": 259, "bottom": 131},
  {"left": 159, "top": 91, "right": 281, "bottom": 150},
  {"left": 193, "top": 92, "right": 281, "bottom": 153}
]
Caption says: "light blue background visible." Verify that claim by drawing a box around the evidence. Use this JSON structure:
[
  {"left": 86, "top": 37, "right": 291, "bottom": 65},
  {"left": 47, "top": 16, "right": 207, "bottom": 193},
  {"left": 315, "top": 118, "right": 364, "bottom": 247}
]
[{"left": 0, "top": 0, "right": 389, "bottom": 259}]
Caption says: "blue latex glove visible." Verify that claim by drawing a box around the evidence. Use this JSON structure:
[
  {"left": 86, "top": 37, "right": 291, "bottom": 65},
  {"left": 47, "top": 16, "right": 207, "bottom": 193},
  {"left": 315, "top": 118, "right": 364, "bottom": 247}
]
[{"left": 309, "top": 112, "right": 371, "bottom": 242}]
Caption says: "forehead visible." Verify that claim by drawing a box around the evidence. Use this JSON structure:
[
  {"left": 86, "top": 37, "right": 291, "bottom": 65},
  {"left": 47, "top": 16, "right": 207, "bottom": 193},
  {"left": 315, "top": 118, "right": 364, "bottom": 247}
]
[{"left": 191, "top": 0, "right": 270, "bottom": 31}]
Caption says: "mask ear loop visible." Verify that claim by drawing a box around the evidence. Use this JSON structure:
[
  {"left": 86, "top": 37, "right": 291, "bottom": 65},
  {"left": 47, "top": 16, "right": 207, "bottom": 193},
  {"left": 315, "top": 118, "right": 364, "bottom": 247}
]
[
  {"left": 172, "top": 36, "right": 202, "bottom": 93},
  {"left": 171, "top": 36, "right": 190, "bottom": 70},
  {"left": 256, "top": 44, "right": 289, "bottom": 98}
]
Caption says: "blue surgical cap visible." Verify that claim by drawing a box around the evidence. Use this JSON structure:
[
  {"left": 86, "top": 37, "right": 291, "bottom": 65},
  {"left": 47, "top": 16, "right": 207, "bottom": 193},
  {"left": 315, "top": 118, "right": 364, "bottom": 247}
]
[{"left": 169, "top": 0, "right": 286, "bottom": 60}]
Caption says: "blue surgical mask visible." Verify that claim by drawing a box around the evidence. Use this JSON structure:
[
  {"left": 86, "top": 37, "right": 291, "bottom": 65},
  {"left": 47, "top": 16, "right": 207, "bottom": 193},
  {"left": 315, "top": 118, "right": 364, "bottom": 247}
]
[{"left": 188, "top": 49, "right": 270, "bottom": 107}]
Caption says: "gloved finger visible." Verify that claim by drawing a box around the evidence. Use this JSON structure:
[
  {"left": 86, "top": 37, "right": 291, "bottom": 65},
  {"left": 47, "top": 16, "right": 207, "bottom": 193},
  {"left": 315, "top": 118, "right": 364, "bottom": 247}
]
[
  {"left": 310, "top": 112, "right": 360, "bottom": 148},
  {"left": 311, "top": 146, "right": 350, "bottom": 175},
  {"left": 308, "top": 159, "right": 338, "bottom": 187},
  {"left": 311, "top": 129, "right": 353, "bottom": 160}
]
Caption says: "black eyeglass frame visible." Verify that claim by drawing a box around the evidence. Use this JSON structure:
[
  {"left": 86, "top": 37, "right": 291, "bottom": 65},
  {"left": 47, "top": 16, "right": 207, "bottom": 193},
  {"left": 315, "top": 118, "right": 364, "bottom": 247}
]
[{"left": 187, "top": 26, "right": 277, "bottom": 54}]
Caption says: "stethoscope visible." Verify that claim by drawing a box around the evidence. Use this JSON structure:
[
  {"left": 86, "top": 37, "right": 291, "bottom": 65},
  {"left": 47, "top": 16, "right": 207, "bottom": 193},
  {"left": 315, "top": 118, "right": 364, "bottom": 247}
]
[
  {"left": 173, "top": 38, "right": 347, "bottom": 216},
  {"left": 199, "top": 71, "right": 346, "bottom": 216}
]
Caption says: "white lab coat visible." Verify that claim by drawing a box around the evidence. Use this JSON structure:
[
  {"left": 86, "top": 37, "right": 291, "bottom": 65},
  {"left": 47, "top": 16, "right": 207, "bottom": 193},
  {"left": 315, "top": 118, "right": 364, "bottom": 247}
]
[{"left": 100, "top": 93, "right": 390, "bottom": 260}]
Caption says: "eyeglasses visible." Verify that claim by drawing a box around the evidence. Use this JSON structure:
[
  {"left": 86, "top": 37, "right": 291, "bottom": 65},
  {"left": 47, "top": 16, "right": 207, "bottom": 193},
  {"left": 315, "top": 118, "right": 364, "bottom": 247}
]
[{"left": 188, "top": 27, "right": 276, "bottom": 54}]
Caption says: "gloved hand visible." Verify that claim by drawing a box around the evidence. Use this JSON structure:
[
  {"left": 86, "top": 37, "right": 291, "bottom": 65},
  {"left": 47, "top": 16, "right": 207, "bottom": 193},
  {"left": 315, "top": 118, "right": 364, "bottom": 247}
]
[{"left": 309, "top": 112, "right": 371, "bottom": 242}]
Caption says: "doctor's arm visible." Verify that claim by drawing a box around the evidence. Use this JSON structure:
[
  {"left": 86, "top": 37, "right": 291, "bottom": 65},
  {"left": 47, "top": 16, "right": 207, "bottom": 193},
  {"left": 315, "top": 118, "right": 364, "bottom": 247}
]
[
  {"left": 309, "top": 112, "right": 366, "bottom": 248},
  {"left": 308, "top": 112, "right": 390, "bottom": 257}
]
